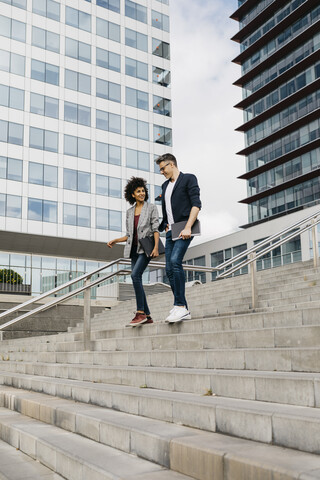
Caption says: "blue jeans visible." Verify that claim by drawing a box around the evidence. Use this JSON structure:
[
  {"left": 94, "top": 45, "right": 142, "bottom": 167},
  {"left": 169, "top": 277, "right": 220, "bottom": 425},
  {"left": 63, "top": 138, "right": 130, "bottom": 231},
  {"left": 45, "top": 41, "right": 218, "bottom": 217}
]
[
  {"left": 165, "top": 231, "right": 192, "bottom": 309},
  {"left": 130, "top": 251, "right": 151, "bottom": 315}
]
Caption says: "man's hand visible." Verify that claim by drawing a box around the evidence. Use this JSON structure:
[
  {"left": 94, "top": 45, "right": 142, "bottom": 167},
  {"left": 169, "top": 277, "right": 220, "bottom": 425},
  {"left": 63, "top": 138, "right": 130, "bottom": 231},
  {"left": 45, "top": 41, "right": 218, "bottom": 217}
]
[
  {"left": 107, "top": 240, "right": 116, "bottom": 248},
  {"left": 150, "top": 248, "right": 159, "bottom": 258},
  {"left": 179, "top": 227, "right": 192, "bottom": 240}
]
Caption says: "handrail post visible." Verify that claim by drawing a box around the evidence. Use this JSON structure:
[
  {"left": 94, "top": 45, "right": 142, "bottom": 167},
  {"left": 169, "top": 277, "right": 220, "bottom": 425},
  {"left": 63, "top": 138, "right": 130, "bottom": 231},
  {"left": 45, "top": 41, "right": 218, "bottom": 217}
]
[
  {"left": 312, "top": 219, "right": 319, "bottom": 268},
  {"left": 83, "top": 276, "right": 92, "bottom": 351},
  {"left": 0, "top": 331, "right": 3, "bottom": 342},
  {"left": 250, "top": 252, "right": 258, "bottom": 310}
]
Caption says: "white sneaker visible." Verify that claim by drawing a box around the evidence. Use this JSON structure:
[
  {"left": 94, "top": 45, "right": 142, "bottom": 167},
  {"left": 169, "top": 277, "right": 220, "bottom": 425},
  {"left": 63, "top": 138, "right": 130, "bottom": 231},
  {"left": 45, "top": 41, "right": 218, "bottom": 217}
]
[
  {"left": 165, "top": 306, "right": 177, "bottom": 323},
  {"left": 166, "top": 306, "right": 191, "bottom": 323}
]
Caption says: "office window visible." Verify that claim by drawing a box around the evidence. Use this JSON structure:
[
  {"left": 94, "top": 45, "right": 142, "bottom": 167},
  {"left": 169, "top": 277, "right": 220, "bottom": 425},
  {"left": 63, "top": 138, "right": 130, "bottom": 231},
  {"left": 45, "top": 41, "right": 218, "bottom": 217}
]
[
  {"left": 0, "top": 120, "right": 24, "bottom": 145},
  {"left": 96, "top": 142, "right": 121, "bottom": 165},
  {"left": 0, "top": 0, "right": 26, "bottom": 9},
  {"left": 66, "top": 7, "right": 91, "bottom": 32},
  {"left": 0, "top": 15, "right": 26, "bottom": 42},
  {"left": 96, "top": 78, "right": 121, "bottom": 102},
  {"left": 0, "top": 194, "right": 21, "bottom": 218},
  {"left": 125, "top": 0, "right": 147, "bottom": 23},
  {"left": 32, "top": 26, "right": 59, "bottom": 53},
  {"left": 125, "top": 28, "right": 148, "bottom": 52},
  {"left": 31, "top": 59, "right": 59, "bottom": 85},
  {"left": 0, "top": 156, "right": 22, "bottom": 181},
  {"left": 96, "top": 0, "right": 120, "bottom": 14},
  {"left": 29, "top": 127, "right": 58, "bottom": 152},
  {"left": 153, "top": 66, "right": 170, "bottom": 87},
  {"left": 96, "top": 110, "right": 121, "bottom": 134},
  {"left": 29, "top": 162, "right": 57, "bottom": 187},
  {"left": 32, "top": 0, "right": 60, "bottom": 21},
  {"left": 96, "top": 175, "right": 121, "bottom": 197},
  {"left": 63, "top": 203, "right": 91, "bottom": 227},
  {"left": 96, "top": 208, "right": 121, "bottom": 230},
  {"left": 96, "top": 47, "right": 120, "bottom": 72},
  {"left": 64, "top": 168, "right": 90, "bottom": 193},
  {"left": 125, "top": 57, "right": 148, "bottom": 81},
  {"left": 0, "top": 50, "right": 25, "bottom": 76},
  {"left": 65, "top": 38, "right": 91, "bottom": 63},
  {"left": 126, "top": 118, "right": 149, "bottom": 140},
  {"left": 126, "top": 149, "right": 149, "bottom": 171},
  {"left": 65, "top": 69, "right": 91, "bottom": 94},
  {"left": 154, "top": 125, "right": 172, "bottom": 145},
  {"left": 28, "top": 198, "right": 57, "bottom": 222},
  {"left": 30, "top": 93, "right": 58, "bottom": 118},
  {"left": 64, "top": 135, "right": 91, "bottom": 160},
  {"left": 0, "top": 85, "right": 24, "bottom": 110},
  {"left": 152, "top": 10, "right": 169, "bottom": 32},
  {"left": 156, "top": 0, "right": 169, "bottom": 4},
  {"left": 64, "top": 102, "right": 91, "bottom": 126},
  {"left": 96, "top": 18, "right": 120, "bottom": 42},
  {"left": 126, "top": 87, "right": 148, "bottom": 110},
  {"left": 153, "top": 95, "right": 171, "bottom": 116},
  {"left": 152, "top": 38, "right": 170, "bottom": 59}
]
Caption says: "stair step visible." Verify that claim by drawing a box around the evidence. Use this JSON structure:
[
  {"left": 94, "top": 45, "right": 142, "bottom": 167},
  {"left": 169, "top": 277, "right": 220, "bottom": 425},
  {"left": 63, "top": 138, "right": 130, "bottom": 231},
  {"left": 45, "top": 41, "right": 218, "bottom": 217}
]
[
  {"left": 1, "top": 386, "right": 320, "bottom": 480},
  {"left": 1, "top": 372, "right": 320, "bottom": 454},
  {"left": 0, "top": 437, "right": 64, "bottom": 479},
  {"left": 0, "top": 406, "right": 193, "bottom": 480},
  {"left": 0, "top": 367, "right": 319, "bottom": 406}
]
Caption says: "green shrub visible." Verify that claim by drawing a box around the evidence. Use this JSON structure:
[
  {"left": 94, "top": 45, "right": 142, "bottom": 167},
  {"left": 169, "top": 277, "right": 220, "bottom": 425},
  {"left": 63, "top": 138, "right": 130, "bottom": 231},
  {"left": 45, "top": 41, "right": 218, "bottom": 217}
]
[{"left": 0, "top": 269, "right": 23, "bottom": 284}]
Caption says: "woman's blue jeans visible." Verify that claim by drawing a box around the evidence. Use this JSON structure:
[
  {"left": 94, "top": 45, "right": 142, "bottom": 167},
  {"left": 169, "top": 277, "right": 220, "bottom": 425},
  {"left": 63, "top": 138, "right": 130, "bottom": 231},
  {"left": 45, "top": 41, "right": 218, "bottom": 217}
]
[
  {"left": 165, "top": 231, "right": 192, "bottom": 309},
  {"left": 130, "top": 251, "right": 151, "bottom": 315}
]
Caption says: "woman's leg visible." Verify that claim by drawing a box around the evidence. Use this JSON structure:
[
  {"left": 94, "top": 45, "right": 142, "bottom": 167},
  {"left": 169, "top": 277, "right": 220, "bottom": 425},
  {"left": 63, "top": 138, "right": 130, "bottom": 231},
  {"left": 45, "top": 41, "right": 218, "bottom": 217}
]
[
  {"left": 166, "top": 233, "right": 192, "bottom": 309},
  {"left": 131, "top": 253, "right": 151, "bottom": 315}
]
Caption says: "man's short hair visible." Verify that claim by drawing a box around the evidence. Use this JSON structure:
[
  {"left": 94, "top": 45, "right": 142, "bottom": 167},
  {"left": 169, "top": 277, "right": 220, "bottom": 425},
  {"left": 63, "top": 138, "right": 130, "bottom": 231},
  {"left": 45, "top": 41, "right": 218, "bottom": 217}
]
[{"left": 156, "top": 153, "right": 177, "bottom": 167}]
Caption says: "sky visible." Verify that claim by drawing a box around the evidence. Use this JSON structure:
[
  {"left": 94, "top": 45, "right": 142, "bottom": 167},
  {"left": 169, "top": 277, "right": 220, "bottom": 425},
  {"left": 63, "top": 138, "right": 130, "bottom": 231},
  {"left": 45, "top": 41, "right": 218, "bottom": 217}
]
[{"left": 169, "top": 0, "right": 248, "bottom": 244}]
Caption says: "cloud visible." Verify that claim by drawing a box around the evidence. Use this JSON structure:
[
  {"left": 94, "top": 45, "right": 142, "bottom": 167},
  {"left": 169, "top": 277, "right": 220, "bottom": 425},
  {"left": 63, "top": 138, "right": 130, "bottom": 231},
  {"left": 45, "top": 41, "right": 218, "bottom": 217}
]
[{"left": 170, "top": 0, "right": 248, "bottom": 237}]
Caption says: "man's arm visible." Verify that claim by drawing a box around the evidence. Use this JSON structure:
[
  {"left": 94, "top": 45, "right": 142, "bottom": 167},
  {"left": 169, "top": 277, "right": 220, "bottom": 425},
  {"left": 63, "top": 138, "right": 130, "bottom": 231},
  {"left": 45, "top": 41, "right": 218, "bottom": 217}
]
[{"left": 179, "top": 206, "right": 200, "bottom": 239}]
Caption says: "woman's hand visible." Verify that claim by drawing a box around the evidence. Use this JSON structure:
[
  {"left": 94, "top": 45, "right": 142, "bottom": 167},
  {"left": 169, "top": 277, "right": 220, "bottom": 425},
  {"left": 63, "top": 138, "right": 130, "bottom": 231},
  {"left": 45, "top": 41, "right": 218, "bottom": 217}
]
[
  {"left": 107, "top": 239, "right": 116, "bottom": 248},
  {"left": 150, "top": 248, "right": 159, "bottom": 258}
]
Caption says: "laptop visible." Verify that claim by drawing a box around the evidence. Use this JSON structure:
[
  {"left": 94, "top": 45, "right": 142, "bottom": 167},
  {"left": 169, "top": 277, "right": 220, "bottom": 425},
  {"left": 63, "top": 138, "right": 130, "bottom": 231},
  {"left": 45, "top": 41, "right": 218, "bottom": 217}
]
[
  {"left": 139, "top": 236, "right": 165, "bottom": 257},
  {"left": 171, "top": 219, "right": 201, "bottom": 241}
]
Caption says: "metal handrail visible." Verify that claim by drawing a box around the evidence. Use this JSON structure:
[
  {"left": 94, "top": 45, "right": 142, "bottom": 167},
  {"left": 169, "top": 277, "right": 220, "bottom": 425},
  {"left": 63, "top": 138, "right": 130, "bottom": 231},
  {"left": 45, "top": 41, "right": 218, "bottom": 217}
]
[
  {"left": 1, "top": 207, "right": 320, "bottom": 345},
  {"left": 217, "top": 220, "right": 315, "bottom": 278},
  {"left": 0, "top": 269, "right": 130, "bottom": 331},
  {"left": 0, "top": 257, "right": 218, "bottom": 347},
  {"left": 217, "top": 209, "right": 320, "bottom": 271},
  {"left": 216, "top": 214, "right": 320, "bottom": 279}
]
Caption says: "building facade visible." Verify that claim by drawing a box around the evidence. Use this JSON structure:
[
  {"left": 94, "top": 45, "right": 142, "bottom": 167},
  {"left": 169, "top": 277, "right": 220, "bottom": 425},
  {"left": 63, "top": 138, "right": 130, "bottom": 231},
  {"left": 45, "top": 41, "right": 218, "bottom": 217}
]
[
  {"left": 0, "top": 0, "right": 171, "bottom": 295},
  {"left": 231, "top": 0, "right": 320, "bottom": 227}
]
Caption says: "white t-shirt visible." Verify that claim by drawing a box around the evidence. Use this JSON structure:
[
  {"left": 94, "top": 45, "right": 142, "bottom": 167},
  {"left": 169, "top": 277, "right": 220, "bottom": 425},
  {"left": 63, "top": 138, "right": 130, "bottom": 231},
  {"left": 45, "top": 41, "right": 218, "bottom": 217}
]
[{"left": 165, "top": 179, "right": 176, "bottom": 230}]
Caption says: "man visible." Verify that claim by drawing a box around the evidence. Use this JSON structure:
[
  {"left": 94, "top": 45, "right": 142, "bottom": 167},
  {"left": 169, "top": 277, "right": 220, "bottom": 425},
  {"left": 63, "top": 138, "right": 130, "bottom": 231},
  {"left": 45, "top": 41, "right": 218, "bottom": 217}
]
[{"left": 156, "top": 153, "right": 201, "bottom": 323}]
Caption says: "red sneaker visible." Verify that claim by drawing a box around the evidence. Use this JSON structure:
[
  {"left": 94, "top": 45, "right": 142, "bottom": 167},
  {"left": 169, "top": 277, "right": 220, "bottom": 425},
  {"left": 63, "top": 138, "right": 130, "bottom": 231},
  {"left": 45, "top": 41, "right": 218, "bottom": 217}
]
[
  {"left": 145, "top": 316, "right": 153, "bottom": 324},
  {"left": 126, "top": 313, "right": 147, "bottom": 327}
]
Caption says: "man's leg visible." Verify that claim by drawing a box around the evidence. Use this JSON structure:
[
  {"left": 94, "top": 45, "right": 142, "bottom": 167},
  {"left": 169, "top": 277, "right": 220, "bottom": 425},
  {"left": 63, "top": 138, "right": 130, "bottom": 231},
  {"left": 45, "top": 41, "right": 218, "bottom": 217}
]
[
  {"left": 169, "top": 237, "right": 192, "bottom": 309},
  {"left": 165, "top": 231, "right": 176, "bottom": 296}
]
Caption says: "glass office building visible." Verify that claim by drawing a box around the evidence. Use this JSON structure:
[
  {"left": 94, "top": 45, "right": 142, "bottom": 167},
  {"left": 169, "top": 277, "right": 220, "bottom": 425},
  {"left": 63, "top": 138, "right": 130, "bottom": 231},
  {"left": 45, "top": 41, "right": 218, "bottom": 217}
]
[
  {"left": 231, "top": 0, "right": 320, "bottom": 226},
  {"left": 0, "top": 0, "right": 171, "bottom": 292}
]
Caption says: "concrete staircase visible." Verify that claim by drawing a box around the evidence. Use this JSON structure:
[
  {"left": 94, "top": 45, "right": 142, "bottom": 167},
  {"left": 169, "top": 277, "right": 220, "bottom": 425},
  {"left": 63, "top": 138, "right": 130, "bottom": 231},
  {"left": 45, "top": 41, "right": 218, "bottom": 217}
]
[{"left": 0, "top": 260, "right": 320, "bottom": 479}]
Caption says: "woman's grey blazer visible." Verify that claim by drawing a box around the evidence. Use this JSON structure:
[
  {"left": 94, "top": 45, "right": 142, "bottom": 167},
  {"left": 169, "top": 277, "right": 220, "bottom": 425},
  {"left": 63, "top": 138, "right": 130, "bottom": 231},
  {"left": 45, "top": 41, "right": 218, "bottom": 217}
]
[{"left": 123, "top": 202, "right": 160, "bottom": 258}]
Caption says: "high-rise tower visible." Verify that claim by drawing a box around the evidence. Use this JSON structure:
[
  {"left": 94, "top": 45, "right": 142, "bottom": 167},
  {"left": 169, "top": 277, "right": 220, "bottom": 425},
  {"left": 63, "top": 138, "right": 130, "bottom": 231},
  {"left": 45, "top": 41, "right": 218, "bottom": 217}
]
[
  {"left": 231, "top": 0, "right": 320, "bottom": 227},
  {"left": 0, "top": 0, "right": 171, "bottom": 259}
]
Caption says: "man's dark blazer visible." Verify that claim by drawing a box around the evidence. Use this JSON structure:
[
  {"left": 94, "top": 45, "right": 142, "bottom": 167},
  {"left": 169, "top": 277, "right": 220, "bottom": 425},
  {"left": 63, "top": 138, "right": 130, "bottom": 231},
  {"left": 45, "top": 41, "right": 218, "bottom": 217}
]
[{"left": 159, "top": 172, "right": 201, "bottom": 232}]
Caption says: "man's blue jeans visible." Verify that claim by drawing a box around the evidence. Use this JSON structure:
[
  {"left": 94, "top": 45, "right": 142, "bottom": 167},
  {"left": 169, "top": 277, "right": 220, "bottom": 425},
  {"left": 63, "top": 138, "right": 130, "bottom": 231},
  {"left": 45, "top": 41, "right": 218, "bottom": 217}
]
[
  {"left": 130, "top": 251, "right": 151, "bottom": 315},
  {"left": 165, "top": 231, "right": 192, "bottom": 309}
]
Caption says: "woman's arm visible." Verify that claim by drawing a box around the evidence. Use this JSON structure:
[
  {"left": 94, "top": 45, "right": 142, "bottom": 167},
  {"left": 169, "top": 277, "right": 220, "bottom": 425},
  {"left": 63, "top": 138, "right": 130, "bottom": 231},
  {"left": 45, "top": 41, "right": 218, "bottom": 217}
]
[{"left": 107, "top": 235, "right": 128, "bottom": 248}]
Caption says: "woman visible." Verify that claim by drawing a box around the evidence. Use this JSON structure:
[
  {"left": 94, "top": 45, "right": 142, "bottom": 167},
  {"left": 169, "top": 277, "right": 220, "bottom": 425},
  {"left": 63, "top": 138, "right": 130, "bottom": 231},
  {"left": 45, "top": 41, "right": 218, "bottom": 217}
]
[{"left": 107, "top": 177, "right": 160, "bottom": 327}]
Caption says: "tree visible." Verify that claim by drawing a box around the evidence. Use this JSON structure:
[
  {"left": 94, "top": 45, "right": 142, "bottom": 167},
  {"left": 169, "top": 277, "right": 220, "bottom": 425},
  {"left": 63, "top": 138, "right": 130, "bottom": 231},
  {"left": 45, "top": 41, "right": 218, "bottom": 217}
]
[{"left": 0, "top": 269, "right": 23, "bottom": 285}]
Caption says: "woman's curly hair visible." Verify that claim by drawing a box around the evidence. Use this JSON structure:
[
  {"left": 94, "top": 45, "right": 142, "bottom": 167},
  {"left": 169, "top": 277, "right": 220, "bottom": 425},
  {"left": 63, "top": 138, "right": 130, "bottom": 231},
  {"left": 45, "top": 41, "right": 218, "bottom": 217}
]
[{"left": 124, "top": 177, "right": 149, "bottom": 205}]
